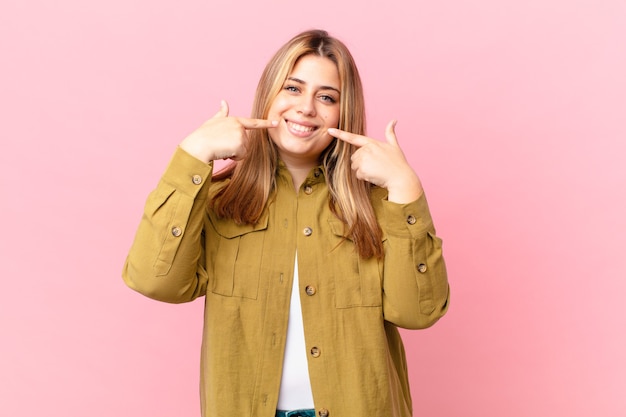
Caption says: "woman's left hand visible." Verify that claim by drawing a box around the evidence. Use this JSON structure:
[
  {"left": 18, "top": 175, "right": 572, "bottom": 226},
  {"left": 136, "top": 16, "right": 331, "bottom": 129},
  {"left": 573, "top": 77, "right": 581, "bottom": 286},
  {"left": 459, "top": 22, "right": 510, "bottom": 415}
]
[{"left": 328, "top": 120, "right": 424, "bottom": 204}]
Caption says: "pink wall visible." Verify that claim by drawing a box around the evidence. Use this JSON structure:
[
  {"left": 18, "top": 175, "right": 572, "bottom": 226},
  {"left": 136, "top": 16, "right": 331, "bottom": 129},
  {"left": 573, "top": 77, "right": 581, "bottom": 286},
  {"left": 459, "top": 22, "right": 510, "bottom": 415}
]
[{"left": 1, "top": 0, "right": 625, "bottom": 416}]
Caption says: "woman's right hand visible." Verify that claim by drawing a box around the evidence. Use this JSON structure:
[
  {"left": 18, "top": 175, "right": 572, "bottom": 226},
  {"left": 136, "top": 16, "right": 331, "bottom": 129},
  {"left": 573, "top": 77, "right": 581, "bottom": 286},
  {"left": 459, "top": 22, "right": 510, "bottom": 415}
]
[{"left": 179, "top": 100, "right": 278, "bottom": 163}]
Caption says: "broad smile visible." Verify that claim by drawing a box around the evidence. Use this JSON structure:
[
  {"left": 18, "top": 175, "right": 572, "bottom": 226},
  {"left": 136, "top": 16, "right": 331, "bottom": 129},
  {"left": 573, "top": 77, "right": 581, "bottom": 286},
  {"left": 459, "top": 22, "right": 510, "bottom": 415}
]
[{"left": 286, "top": 120, "right": 319, "bottom": 137}]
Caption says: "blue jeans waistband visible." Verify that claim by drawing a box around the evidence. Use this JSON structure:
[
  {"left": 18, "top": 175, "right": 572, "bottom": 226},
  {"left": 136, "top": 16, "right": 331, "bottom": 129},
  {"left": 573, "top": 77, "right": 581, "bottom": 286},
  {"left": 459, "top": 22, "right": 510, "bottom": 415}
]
[{"left": 276, "top": 409, "right": 316, "bottom": 417}]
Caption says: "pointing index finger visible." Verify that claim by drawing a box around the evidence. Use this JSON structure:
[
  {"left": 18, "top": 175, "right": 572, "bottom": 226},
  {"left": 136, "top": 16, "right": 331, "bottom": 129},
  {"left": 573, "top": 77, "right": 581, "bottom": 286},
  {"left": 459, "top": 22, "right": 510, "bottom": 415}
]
[
  {"left": 237, "top": 117, "right": 279, "bottom": 129},
  {"left": 328, "top": 128, "right": 370, "bottom": 147}
]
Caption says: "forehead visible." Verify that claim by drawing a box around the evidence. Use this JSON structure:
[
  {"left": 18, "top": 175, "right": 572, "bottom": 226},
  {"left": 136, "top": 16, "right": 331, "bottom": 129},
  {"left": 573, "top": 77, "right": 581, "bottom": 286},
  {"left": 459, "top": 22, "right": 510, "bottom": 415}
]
[{"left": 287, "top": 55, "right": 340, "bottom": 88}]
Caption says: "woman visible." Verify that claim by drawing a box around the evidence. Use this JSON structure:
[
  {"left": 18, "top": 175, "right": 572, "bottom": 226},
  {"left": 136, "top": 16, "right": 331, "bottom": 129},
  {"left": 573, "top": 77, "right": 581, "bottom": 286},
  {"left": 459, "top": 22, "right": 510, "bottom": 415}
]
[{"left": 123, "top": 29, "right": 449, "bottom": 417}]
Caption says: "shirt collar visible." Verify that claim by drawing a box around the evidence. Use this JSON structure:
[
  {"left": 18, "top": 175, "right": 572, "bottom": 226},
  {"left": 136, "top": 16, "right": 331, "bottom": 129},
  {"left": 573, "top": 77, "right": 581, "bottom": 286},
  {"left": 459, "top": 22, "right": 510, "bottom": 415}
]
[{"left": 276, "top": 160, "right": 327, "bottom": 187}]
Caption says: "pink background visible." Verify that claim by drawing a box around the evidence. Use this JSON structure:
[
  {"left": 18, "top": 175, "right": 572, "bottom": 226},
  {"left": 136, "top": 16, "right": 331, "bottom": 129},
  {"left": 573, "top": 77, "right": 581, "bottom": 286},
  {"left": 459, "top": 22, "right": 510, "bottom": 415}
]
[{"left": 1, "top": 0, "right": 625, "bottom": 416}]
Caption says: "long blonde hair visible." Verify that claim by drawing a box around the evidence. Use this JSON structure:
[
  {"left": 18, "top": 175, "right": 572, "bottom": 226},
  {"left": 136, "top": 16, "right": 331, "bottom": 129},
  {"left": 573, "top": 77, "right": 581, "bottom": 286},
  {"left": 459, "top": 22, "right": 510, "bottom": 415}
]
[{"left": 212, "top": 29, "right": 384, "bottom": 259}]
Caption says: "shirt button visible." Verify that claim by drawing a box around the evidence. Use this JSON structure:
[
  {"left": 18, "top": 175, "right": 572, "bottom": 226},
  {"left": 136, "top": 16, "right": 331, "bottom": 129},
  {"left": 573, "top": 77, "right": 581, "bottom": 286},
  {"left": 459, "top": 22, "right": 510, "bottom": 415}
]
[
  {"left": 314, "top": 168, "right": 322, "bottom": 178},
  {"left": 407, "top": 215, "right": 417, "bottom": 225},
  {"left": 310, "top": 347, "right": 321, "bottom": 358},
  {"left": 171, "top": 226, "right": 182, "bottom": 237},
  {"left": 191, "top": 174, "right": 203, "bottom": 185},
  {"left": 305, "top": 285, "right": 316, "bottom": 296},
  {"left": 303, "top": 227, "right": 313, "bottom": 236},
  {"left": 304, "top": 185, "right": 313, "bottom": 195},
  {"left": 417, "top": 263, "right": 428, "bottom": 273},
  {"left": 318, "top": 409, "right": 329, "bottom": 417}
]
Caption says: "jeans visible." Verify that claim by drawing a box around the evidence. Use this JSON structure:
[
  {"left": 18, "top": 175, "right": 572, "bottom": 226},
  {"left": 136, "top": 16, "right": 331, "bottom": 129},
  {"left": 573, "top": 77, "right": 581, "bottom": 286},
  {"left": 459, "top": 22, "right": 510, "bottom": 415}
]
[{"left": 275, "top": 409, "right": 316, "bottom": 417}]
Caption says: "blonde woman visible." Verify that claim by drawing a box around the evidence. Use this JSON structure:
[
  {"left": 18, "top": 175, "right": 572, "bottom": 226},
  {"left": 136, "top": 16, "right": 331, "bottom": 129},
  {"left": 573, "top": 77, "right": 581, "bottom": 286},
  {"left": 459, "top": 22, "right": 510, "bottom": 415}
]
[{"left": 123, "top": 29, "right": 450, "bottom": 417}]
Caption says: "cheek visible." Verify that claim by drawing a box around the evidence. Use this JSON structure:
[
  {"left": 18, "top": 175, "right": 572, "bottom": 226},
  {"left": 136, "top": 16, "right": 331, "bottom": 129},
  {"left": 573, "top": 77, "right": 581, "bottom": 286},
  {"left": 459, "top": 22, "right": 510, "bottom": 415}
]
[
  {"left": 268, "top": 95, "right": 290, "bottom": 116},
  {"left": 322, "top": 108, "right": 340, "bottom": 126}
]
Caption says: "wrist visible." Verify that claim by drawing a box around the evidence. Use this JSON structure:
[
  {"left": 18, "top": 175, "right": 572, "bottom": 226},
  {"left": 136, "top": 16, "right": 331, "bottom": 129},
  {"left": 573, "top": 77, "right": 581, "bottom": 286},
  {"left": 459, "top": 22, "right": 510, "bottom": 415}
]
[
  {"left": 179, "top": 135, "right": 216, "bottom": 163},
  {"left": 386, "top": 174, "right": 423, "bottom": 204}
]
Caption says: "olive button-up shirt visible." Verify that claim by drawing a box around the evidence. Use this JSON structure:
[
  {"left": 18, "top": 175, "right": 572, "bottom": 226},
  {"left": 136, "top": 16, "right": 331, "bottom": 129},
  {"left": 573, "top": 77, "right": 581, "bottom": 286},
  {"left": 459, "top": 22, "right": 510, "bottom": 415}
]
[{"left": 123, "top": 147, "right": 450, "bottom": 417}]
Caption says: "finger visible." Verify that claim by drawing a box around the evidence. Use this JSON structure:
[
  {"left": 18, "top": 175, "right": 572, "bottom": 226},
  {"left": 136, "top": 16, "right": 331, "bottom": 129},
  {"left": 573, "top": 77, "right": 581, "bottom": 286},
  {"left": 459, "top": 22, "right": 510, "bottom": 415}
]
[
  {"left": 212, "top": 100, "right": 229, "bottom": 118},
  {"left": 327, "top": 128, "right": 370, "bottom": 148},
  {"left": 237, "top": 117, "right": 279, "bottom": 130},
  {"left": 385, "top": 120, "right": 399, "bottom": 146}
]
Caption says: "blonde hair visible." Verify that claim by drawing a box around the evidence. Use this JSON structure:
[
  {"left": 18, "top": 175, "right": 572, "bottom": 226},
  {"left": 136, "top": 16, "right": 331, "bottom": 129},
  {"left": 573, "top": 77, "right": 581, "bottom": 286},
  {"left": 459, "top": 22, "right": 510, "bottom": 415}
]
[{"left": 212, "top": 29, "right": 384, "bottom": 259}]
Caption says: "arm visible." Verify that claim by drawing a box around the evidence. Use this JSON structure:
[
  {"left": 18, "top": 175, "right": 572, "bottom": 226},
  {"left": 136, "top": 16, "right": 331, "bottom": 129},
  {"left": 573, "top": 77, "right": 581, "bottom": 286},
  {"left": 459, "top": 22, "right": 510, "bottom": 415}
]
[
  {"left": 377, "top": 192, "right": 450, "bottom": 329},
  {"left": 330, "top": 121, "right": 449, "bottom": 328},
  {"left": 122, "top": 147, "right": 213, "bottom": 303},
  {"left": 122, "top": 101, "right": 277, "bottom": 303}
]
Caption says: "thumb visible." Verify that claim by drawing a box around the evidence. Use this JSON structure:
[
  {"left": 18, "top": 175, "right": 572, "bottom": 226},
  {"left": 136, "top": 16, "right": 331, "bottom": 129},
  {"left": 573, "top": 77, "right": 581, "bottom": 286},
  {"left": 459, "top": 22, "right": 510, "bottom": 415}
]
[
  {"left": 213, "top": 100, "right": 229, "bottom": 118},
  {"left": 385, "top": 119, "right": 399, "bottom": 146}
]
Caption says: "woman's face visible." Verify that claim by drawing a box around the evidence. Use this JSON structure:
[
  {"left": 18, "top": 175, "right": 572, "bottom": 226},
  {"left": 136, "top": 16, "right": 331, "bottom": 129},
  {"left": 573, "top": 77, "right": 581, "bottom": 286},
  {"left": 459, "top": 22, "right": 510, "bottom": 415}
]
[{"left": 267, "top": 55, "right": 341, "bottom": 168}]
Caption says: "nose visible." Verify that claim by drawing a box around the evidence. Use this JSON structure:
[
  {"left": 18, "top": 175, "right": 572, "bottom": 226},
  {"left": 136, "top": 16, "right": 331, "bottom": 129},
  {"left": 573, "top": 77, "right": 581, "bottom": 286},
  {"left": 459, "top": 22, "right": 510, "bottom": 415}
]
[{"left": 296, "top": 94, "right": 316, "bottom": 117}]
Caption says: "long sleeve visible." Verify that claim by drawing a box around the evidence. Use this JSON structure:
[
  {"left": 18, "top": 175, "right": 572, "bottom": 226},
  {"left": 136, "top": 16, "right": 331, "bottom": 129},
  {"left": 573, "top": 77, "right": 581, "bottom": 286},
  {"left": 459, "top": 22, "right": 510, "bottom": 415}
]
[
  {"left": 377, "top": 192, "right": 450, "bottom": 329},
  {"left": 122, "top": 147, "right": 214, "bottom": 303}
]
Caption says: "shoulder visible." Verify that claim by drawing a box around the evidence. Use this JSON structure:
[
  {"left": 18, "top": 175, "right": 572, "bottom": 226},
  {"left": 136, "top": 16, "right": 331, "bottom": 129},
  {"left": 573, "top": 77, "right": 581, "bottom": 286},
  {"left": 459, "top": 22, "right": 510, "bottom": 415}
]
[
  {"left": 208, "top": 176, "right": 231, "bottom": 200},
  {"left": 369, "top": 185, "right": 389, "bottom": 213}
]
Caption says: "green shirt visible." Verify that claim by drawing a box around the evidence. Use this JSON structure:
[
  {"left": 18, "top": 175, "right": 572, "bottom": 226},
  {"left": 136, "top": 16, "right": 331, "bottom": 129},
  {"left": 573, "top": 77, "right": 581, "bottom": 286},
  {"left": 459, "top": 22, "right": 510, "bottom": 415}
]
[{"left": 123, "top": 147, "right": 450, "bottom": 417}]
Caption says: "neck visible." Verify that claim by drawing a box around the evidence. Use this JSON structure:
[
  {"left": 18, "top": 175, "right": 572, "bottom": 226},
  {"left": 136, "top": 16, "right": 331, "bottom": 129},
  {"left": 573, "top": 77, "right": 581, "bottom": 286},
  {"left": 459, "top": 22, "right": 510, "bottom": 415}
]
[
  {"left": 280, "top": 155, "right": 318, "bottom": 192},
  {"left": 286, "top": 166, "right": 312, "bottom": 191}
]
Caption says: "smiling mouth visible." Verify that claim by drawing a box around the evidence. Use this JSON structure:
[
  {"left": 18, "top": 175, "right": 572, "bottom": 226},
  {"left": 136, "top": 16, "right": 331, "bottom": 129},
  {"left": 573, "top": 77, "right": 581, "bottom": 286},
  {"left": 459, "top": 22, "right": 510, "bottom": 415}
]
[{"left": 286, "top": 120, "right": 318, "bottom": 133}]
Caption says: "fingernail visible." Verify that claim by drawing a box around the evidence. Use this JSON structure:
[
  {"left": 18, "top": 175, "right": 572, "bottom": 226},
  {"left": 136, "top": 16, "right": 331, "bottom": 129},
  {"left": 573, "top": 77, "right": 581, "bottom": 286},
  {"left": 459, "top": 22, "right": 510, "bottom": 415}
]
[
  {"left": 328, "top": 128, "right": 337, "bottom": 134},
  {"left": 271, "top": 120, "right": 279, "bottom": 126}
]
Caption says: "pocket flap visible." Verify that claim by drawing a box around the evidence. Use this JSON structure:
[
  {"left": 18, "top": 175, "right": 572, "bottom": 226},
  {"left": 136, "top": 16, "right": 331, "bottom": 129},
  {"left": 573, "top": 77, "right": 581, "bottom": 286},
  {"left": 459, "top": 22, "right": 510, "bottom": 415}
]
[
  {"left": 208, "top": 209, "right": 269, "bottom": 238},
  {"left": 328, "top": 218, "right": 387, "bottom": 242},
  {"left": 328, "top": 218, "right": 350, "bottom": 239}
]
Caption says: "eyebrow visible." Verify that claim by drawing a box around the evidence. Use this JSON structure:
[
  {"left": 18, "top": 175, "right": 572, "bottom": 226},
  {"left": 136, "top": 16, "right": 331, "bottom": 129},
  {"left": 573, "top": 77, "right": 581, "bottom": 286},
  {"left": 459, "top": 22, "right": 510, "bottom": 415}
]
[{"left": 287, "top": 77, "right": 340, "bottom": 95}]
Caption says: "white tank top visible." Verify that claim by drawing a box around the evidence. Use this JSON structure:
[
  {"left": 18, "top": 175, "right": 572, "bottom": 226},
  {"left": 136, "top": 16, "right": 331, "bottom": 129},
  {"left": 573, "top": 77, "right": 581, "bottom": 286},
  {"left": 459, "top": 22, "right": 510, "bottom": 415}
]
[{"left": 276, "top": 252, "right": 315, "bottom": 409}]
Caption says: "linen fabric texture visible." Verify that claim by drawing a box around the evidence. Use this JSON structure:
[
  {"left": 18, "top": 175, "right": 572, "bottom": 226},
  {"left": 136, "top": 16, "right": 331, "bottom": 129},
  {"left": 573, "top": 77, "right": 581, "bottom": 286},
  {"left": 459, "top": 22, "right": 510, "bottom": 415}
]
[{"left": 123, "top": 147, "right": 450, "bottom": 417}]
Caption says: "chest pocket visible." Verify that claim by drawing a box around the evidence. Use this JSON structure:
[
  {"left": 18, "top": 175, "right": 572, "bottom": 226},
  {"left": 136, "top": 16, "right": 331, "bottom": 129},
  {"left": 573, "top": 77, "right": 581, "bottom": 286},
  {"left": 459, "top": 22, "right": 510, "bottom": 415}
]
[
  {"left": 328, "top": 219, "right": 384, "bottom": 308},
  {"left": 207, "top": 212, "right": 269, "bottom": 300}
]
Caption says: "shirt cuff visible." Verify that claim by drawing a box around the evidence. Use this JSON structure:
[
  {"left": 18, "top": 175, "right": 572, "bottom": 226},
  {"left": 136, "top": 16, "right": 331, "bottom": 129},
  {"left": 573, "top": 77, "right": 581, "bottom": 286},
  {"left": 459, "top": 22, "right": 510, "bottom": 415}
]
[
  {"left": 160, "top": 147, "right": 214, "bottom": 198},
  {"left": 381, "top": 193, "right": 434, "bottom": 238}
]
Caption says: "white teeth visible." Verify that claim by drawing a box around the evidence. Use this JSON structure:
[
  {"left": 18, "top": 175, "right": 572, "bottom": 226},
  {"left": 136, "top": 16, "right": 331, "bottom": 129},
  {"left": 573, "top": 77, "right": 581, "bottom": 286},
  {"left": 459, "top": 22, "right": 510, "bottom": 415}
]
[{"left": 287, "top": 121, "right": 316, "bottom": 133}]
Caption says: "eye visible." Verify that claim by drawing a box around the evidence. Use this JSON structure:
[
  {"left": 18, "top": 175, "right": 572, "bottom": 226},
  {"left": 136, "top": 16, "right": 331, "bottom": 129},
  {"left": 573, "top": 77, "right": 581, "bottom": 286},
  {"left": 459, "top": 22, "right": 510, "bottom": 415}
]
[
  {"left": 319, "top": 94, "right": 337, "bottom": 104},
  {"left": 284, "top": 85, "right": 300, "bottom": 93}
]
